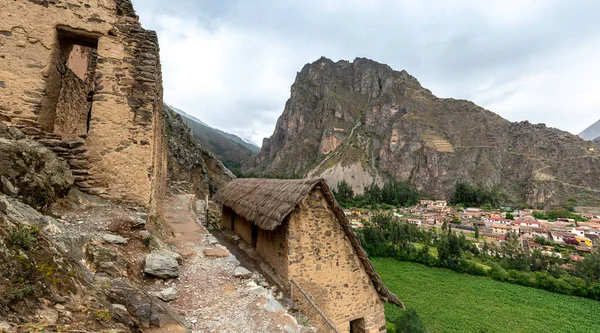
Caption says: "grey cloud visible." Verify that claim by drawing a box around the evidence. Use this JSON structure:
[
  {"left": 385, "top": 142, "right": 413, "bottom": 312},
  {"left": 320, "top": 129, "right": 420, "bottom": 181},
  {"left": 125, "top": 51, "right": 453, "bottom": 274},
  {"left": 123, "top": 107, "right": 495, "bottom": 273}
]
[{"left": 132, "top": 0, "right": 600, "bottom": 143}]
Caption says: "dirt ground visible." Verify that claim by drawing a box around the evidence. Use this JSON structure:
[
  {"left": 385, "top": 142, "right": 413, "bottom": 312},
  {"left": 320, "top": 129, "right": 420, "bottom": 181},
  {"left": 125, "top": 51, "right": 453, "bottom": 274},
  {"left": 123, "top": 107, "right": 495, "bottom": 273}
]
[{"left": 152, "top": 194, "right": 312, "bottom": 333}]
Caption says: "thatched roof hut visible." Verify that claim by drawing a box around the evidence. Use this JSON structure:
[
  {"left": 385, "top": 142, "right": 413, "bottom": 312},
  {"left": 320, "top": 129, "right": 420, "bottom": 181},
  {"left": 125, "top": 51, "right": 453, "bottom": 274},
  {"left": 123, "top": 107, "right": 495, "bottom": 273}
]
[{"left": 213, "top": 178, "right": 404, "bottom": 308}]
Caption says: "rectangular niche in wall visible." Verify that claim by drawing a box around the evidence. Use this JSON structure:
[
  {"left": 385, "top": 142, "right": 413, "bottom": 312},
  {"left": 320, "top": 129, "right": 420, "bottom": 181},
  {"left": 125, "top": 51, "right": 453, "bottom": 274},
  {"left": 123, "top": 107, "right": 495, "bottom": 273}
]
[{"left": 38, "top": 26, "right": 100, "bottom": 140}]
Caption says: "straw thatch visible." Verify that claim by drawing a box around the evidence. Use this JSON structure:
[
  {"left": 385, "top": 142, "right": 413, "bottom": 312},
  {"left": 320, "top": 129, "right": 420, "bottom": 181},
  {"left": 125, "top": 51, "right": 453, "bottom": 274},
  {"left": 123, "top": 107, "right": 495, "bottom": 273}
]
[{"left": 212, "top": 178, "right": 404, "bottom": 308}]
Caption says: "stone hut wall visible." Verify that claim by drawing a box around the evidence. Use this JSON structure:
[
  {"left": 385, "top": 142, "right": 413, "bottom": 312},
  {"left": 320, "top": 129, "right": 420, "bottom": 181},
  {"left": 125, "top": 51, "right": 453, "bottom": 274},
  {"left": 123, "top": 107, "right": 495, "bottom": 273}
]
[
  {"left": 0, "top": 1, "right": 166, "bottom": 221},
  {"left": 220, "top": 206, "right": 234, "bottom": 230},
  {"left": 287, "top": 188, "right": 386, "bottom": 333},
  {"left": 233, "top": 214, "right": 253, "bottom": 245},
  {"left": 256, "top": 221, "right": 289, "bottom": 282}
]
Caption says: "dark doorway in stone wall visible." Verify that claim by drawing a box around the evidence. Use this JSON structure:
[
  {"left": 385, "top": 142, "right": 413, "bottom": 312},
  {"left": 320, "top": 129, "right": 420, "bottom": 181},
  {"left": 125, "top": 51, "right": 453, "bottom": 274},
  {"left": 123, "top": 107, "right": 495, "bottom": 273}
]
[
  {"left": 38, "top": 26, "right": 100, "bottom": 140},
  {"left": 251, "top": 223, "right": 259, "bottom": 248},
  {"left": 350, "top": 318, "right": 365, "bottom": 333}
]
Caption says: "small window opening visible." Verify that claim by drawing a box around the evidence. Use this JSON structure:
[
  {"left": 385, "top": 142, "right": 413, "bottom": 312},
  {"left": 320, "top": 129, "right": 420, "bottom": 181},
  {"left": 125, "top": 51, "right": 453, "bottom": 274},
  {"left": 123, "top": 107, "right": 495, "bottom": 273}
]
[{"left": 39, "top": 27, "right": 99, "bottom": 139}]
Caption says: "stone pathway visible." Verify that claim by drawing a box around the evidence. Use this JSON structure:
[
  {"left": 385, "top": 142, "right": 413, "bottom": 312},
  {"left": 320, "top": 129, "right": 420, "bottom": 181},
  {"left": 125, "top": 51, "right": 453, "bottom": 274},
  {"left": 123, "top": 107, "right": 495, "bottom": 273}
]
[{"left": 153, "top": 194, "right": 308, "bottom": 333}]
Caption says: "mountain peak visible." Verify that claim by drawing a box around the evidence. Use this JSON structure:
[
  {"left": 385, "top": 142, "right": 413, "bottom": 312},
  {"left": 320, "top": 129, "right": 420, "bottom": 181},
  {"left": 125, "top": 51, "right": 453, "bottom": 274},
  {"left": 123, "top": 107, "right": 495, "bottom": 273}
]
[
  {"left": 579, "top": 119, "right": 600, "bottom": 141},
  {"left": 249, "top": 57, "right": 600, "bottom": 207}
]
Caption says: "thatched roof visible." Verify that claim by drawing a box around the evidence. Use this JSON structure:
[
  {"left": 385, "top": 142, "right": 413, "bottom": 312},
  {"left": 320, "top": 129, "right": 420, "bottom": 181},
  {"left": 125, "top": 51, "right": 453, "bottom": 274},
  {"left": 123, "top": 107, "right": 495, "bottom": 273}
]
[{"left": 212, "top": 178, "right": 404, "bottom": 308}]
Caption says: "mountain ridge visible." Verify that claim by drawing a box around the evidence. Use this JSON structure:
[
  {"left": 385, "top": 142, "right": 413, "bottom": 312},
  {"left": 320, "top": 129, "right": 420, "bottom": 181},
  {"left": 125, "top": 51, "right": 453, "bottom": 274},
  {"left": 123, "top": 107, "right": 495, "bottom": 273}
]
[
  {"left": 248, "top": 57, "right": 600, "bottom": 207},
  {"left": 579, "top": 119, "right": 600, "bottom": 141},
  {"left": 168, "top": 105, "right": 259, "bottom": 170}
]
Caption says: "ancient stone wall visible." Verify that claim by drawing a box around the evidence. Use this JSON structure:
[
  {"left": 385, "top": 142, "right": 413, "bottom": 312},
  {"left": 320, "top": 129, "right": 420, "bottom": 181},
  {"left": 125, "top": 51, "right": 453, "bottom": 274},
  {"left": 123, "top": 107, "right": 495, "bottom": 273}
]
[
  {"left": 256, "top": 221, "right": 290, "bottom": 282},
  {"left": 53, "top": 69, "right": 90, "bottom": 139},
  {"left": 287, "top": 188, "right": 386, "bottom": 333},
  {"left": 0, "top": 1, "right": 166, "bottom": 221}
]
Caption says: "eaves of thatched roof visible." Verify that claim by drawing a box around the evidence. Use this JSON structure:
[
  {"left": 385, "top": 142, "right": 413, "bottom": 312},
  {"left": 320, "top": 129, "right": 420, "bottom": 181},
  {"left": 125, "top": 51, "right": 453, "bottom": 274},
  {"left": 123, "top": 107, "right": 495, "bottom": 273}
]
[{"left": 212, "top": 178, "right": 404, "bottom": 308}]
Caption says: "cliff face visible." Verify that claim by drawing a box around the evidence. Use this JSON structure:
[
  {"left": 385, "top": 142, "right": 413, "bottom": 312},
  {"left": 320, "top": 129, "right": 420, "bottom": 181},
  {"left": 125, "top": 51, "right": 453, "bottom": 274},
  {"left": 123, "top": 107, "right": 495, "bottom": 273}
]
[
  {"left": 251, "top": 57, "right": 600, "bottom": 207},
  {"left": 164, "top": 104, "right": 233, "bottom": 197}
]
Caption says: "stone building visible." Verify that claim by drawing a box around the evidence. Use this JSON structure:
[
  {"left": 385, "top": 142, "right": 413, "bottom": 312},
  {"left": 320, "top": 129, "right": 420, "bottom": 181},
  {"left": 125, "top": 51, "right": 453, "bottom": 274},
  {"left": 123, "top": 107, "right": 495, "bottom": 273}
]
[
  {"left": 0, "top": 1, "right": 166, "bottom": 220},
  {"left": 213, "top": 178, "right": 403, "bottom": 333}
]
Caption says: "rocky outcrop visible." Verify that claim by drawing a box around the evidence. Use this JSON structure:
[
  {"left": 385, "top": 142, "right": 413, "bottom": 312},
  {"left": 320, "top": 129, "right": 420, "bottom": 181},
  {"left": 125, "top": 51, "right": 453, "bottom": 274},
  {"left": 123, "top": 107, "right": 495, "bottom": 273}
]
[
  {"left": 0, "top": 124, "right": 73, "bottom": 208},
  {"left": 250, "top": 57, "right": 600, "bottom": 207},
  {"left": 164, "top": 104, "right": 233, "bottom": 196},
  {"left": 0, "top": 192, "right": 187, "bottom": 331}
]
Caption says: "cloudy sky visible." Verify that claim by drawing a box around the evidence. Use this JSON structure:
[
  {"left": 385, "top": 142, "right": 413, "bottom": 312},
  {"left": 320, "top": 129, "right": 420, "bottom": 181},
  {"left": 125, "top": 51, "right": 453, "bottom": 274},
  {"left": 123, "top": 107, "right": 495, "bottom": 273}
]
[{"left": 132, "top": 0, "right": 600, "bottom": 146}]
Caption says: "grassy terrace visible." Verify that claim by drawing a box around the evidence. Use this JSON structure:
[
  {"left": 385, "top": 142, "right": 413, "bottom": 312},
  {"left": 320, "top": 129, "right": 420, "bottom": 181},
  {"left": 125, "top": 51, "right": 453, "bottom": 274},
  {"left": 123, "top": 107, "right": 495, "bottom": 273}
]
[{"left": 372, "top": 258, "right": 600, "bottom": 333}]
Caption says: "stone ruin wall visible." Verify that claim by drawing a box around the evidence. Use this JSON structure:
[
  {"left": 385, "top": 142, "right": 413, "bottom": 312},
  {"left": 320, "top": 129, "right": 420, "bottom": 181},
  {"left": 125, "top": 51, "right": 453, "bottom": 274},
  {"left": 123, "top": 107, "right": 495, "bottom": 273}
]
[
  {"left": 0, "top": 0, "right": 166, "bottom": 222},
  {"left": 287, "top": 188, "right": 387, "bottom": 333}
]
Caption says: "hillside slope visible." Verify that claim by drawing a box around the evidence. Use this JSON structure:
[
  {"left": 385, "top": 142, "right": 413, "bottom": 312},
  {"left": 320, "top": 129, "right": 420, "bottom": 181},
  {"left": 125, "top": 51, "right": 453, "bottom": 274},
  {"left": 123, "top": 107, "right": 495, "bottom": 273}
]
[
  {"left": 164, "top": 104, "right": 233, "bottom": 196},
  {"left": 579, "top": 119, "right": 600, "bottom": 141},
  {"left": 169, "top": 106, "right": 259, "bottom": 169},
  {"left": 249, "top": 57, "right": 600, "bottom": 207}
]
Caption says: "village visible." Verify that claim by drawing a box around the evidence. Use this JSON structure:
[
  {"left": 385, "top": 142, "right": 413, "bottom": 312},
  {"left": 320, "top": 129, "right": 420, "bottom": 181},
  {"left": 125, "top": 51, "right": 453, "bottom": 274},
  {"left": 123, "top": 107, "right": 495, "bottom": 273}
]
[{"left": 344, "top": 199, "right": 600, "bottom": 261}]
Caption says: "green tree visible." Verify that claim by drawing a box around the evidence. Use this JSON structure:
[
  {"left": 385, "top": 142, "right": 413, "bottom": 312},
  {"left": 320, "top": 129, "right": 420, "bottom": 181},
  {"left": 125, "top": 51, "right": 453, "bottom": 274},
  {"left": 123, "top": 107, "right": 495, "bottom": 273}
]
[
  {"left": 506, "top": 212, "right": 514, "bottom": 220},
  {"left": 474, "top": 224, "right": 480, "bottom": 240},
  {"left": 333, "top": 180, "right": 354, "bottom": 206}
]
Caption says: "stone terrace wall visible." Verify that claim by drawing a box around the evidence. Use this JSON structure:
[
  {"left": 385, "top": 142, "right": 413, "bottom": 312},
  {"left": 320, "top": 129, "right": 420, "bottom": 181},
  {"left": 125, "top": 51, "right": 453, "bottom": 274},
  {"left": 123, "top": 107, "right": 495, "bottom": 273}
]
[
  {"left": 287, "top": 188, "right": 386, "bottom": 333},
  {"left": 0, "top": 1, "right": 166, "bottom": 220}
]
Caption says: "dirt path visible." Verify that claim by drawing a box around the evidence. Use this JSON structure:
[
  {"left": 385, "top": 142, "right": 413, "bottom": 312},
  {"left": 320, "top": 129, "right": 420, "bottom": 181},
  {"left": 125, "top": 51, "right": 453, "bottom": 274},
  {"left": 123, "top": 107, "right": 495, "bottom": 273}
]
[{"left": 154, "top": 194, "right": 308, "bottom": 333}]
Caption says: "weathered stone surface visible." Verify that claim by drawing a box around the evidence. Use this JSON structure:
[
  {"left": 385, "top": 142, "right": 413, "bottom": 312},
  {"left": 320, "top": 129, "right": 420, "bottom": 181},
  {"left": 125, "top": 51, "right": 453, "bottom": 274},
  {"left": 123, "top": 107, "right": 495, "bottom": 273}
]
[
  {"left": 233, "top": 266, "right": 252, "bottom": 279},
  {"left": 164, "top": 104, "right": 233, "bottom": 197},
  {"left": 0, "top": 125, "right": 73, "bottom": 208},
  {"left": 105, "top": 279, "right": 186, "bottom": 329},
  {"left": 102, "top": 233, "right": 129, "bottom": 244},
  {"left": 0, "top": 175, "right": 18, "bottom": 196},
  {"left": 156, "top": 287, "right": 180, "bottom": 302},
  {"left": 203, "top": 247, "right": 230, "bottom": 258},
  {"left": 144, "top": 253, "right": 179, "bottom": 278},
  {"left": 86, "top": 243, "right": 127, "bottom": 278}
]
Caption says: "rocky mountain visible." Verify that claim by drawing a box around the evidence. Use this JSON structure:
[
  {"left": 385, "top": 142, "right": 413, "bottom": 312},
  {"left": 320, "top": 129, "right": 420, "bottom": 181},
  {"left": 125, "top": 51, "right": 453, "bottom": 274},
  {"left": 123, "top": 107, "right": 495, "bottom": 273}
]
[
  {"left": 169, "top": 106, "right": 259, "bottom": 170},
  {"left": 249, "top": 57, "right": 600, "bottom": 207},
  {"left": 579, "top": 119, "right": 600, "bottom": 141},
  {"left": 164, "top": 104, "right": 234, "bottom": 196}
]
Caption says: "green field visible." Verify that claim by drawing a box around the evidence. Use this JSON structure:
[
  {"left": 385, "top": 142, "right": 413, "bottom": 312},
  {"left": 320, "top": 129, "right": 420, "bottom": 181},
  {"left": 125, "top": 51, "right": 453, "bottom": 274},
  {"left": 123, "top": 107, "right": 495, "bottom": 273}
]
[{"left": 372, "top": 258, "right": 600, "bottom": 333}]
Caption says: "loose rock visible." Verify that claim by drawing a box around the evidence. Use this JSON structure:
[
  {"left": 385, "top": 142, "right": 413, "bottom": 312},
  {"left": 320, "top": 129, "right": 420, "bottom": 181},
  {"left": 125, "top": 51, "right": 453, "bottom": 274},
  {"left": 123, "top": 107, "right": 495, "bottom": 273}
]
[
  {"left": 203, "top": 247, "right": 229, "bottom": 258},
  {"left": 157, "top": 287, "right": 180, "bottom": 301},
  {"left": 144, "top": 253, "right": 179, "bottom": 279},
  {"left": 234, "top": 266, "right": 253, "bottom": 279},
  {"left": 102, "top": 233, "right": 129, "bottom": 244}
]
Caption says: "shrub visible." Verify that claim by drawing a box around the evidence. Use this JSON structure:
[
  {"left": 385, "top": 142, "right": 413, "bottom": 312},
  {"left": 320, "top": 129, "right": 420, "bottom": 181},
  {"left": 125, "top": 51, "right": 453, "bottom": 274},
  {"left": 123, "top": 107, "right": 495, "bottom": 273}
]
[
  {"left": 395, "top": 308, "right": 427, "bottom": 333},
  {"left": 5, "top": 226, "right": 39, "bottom": 251}
]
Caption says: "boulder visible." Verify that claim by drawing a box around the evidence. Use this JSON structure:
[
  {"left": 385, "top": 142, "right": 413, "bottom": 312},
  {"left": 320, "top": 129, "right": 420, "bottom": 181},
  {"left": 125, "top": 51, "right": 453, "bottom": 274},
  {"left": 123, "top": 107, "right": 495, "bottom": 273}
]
[
  {"left": 144, "top": 253, "right": 179, "bottom": 279},
  {"left": 102, "top": 234, "right": 129, "bottom": 244},
  {"left": 86, "top": 244, "right": 127, "bottom": 277},
  {"left": 233, "top": 266, "right": 252, "bottom": 279},
  {"left": 105, "top": 279, "right": 186, "bottom": 329},
  {"left": 0, "top": 175, "right": 18, "bottom": 196},
  {"left": 0, "top": 124, "right": 73, "bottom": 208},
  {"left": 157, "top": 287, "right": 180, "bottom": 302}
]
